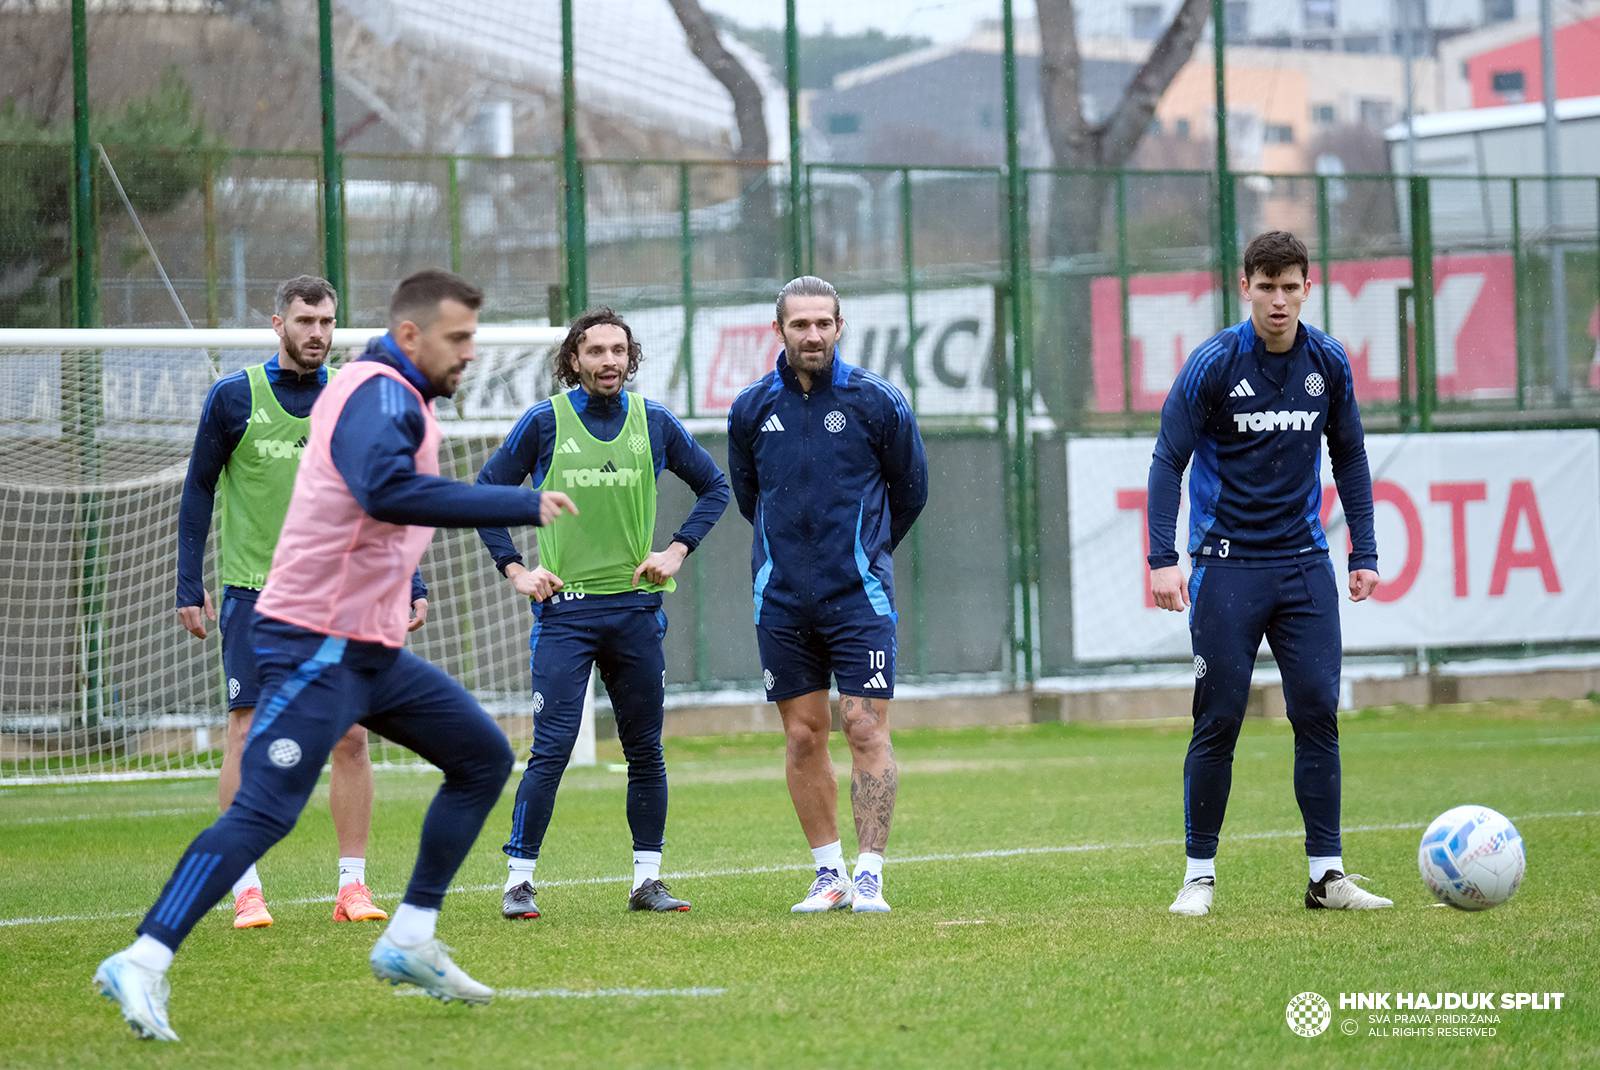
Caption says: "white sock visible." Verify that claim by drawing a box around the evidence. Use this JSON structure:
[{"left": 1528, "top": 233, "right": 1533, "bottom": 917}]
[
  {"left": 505, "top": 858, "right": 536, "bottom": 893},
  {"left": 125, "top": 934, "right": 174, "bottom": 973},
  {"left": 632, "top": 850, "right": 662, "bottom": 890},
  {"left": 810, "top": 839, "right": 845, "bottom": 876},
  {"left": 338, "top": 857, "right": 366, "bottom": 889},
  {"left": 385, "top": 903, "right": 438, "bottom": 947},
  {"left": 853, "top": 851, "right": 884, "bottom": 880},
  {"left": 231, "top": 864, "right": 263, "bottom": 898},
  {"left": 1310, "top": 855, "right": 1344, "bottom": 882},
  {"left": 1184, "top": 856, "right": 1216, "bottom": 883}
]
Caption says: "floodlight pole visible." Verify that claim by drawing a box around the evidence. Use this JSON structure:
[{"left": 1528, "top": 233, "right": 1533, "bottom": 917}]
[
  {"left": 785, "top": 0, "right": 805, "bottom": 276},
  {"left": 70, "top": 0, "right": 97, "bottom": 328},
  {"left": 561, "top": 0, "right": 588, "bottom": 317},
  {"left": 1540, "top": 0, "right": 1570, "bottom": 403},
  {"left": 1212, "top": 0, "right": 1236, "bottom": 326},
  {"left": 317, "top": 0, "right": 346, "bottom": 322}
]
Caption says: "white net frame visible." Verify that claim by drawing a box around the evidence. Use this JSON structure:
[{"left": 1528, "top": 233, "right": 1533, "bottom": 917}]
[{"left": 0, "top": 325, "right": 589, "bottom": 784}]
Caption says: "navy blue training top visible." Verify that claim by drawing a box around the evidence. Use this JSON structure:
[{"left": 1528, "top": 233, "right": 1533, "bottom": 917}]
[
  {"left": 327, "top": 335, "right": 547, "bottom": 530},
  {"left": 475, "top": 385, "right": 730, "bottom": 615},
  {"left": 175, "top": 354, "right": 427, "bottom": 608},
  {"left": 726, "top": 348, "right": 929, "bottom": 627},
  {"left": 1147, "top": 319, "right": 1378, "bottom": 573}
]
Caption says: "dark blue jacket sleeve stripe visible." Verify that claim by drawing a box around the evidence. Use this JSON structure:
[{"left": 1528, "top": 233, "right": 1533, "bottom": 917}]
[
  {"left": 648, "top": 400, "right": 730, "bottom": 552},
  {"left": 1148, "top": 336, "right": 1227, "bottom": 569},
  {"left": 1321, "top": 336, "right": 1378, "bottom": 573}
]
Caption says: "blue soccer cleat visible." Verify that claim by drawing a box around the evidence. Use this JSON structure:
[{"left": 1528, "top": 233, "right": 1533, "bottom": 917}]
[{"left": 369, "top": 932, "right": 493, "bottom": 1005}]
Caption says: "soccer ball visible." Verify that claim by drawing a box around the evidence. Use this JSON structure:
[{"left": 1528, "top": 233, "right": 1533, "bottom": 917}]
[{"left": 1417, "top": 805, "right": 1525, "bottom": 910}]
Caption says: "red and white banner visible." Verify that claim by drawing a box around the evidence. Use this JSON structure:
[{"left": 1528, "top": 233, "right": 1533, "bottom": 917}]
[
  {"left": 1065, "top": 431, "right": 1600, "bottom": 661},
  {"left": 1089, "top": 255, "right": 1518, "bottom": 412}
]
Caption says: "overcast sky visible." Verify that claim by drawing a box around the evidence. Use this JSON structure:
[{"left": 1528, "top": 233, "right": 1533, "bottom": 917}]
[{"left": 697, "top": 0, "right": 1036, "bottom": 43}]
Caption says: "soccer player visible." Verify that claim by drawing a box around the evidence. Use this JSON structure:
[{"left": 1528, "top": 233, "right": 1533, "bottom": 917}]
[
  {"left": 1146, "top": 230, "right": 1392, "bottom": 916},
  {"left": 478, "top": 308, "right": 729, "bottom": 918},
  {"left": 94, "top": 270, "right": 578, "bottom": 1040},
  {"left": 178, "top": 275, "right": 417, "bottom": 929},
  {"left": 726, "top": 276, "right": 928, "bottom": 914}
]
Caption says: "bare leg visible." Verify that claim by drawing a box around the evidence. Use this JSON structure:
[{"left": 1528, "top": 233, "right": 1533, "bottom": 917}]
[
  {"left": 328, "top": 724, "right": 373, "bottom": 860},
  {"left": 218, "top": 708, "right": 254, "bottom": 810},
  {"left": 841, "top": 695, "right": 896, "bottom": 854},
  {"left": 776, "top": 690, "right": 839, "bottom": 848}
]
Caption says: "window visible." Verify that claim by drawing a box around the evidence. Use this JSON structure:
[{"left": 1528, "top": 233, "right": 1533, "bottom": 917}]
[
  {"left": 1304, "top": 0, "right": 1336, "bottom": 30},
  {"left": 827, "top": 112, "right": 860, "bottom": 135},
  {"left": 1312, "top": 104, "right": 1337, "bottom": 125},
  {"left": 1175, "top": 117, "right": 1192, "bottom": 139},
  {"left": 1130, "top": 3, "right": 1163, "bottom": 39},
  {"left": 979, "top": 107, "right": 995, "bottom": 129},
  {"left": 1265, "top": 124, "right": 1296, "bottom": 144},
  {"left": 1225, "top": 1, "right": 1250, "bottom": 41},
  {"left": 1358, "top": 98, "right": 1391, "bottom": 127},
  {"left": 1483, "top": 0, "right": 1515, "bottom": 22},
  {"left": 1491, "top": 70, "right": 1525, "bottom": 100},
  {"left": 1343, "top": 35, "right": 1380, "bottom": 53},
  {"left": 1149, "top": 117, "right": 1164, "bottom": 137}
]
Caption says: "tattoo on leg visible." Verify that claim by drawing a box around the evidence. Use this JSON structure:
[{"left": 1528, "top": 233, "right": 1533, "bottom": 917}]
[{"left": 850, "top": 748, "right": 897, "bottom": 854}]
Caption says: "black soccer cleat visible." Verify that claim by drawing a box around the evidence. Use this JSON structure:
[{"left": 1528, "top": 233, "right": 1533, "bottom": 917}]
[
  {"left": 627, "top": 878, "right": 690, "bottom": 912},
  {"left": 502, "top": 880, "right": 540, "bottom": 920}
]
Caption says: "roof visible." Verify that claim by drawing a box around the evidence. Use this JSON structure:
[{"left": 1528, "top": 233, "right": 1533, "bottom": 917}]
[
  {"left": 341, "top": 0, "right": 785, "bottom": 153},
  {"left": 1383, "top": 94, "right": 1600, "bottom": 140}
]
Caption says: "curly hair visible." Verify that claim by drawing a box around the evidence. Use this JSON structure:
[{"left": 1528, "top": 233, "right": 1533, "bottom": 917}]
[{"left": 552, "top": 307, "right": 643, "bottom": 389}]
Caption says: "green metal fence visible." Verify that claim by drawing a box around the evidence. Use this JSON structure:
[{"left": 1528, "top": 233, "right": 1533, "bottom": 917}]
[{"left": 5, "top": 139, "right": 1600, "bottom": 692}]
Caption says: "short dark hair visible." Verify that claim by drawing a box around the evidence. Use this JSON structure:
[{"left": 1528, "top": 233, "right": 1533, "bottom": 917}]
[
  {"left": 775, "top": 275, "right": 841, "bottom": 325},
  {"left": 553, "top": 307, "right": 643, "bottom": 389},
  {"left": 274, "top": 275, "right": 337, "bottom": 315},
  {"left": 388, "top": 269, "right": 484, "bottom": 329},
  {"left": 1242, "top": 230, "right": 1310, "bottom": 282}
]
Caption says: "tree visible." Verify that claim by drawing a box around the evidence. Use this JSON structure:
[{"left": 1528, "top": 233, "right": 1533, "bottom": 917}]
[
  {"left": 1034, "top": 0, "right": 1213, "bottom": 420},
  {"left": 717, "top": 22, "right": 931, "bottom": 91},
  {"left": 0, "top": 68, "right": 214, "bottom": 327},
  {"left": 666, "top": 0, "right": 779, "bottom": 283}
]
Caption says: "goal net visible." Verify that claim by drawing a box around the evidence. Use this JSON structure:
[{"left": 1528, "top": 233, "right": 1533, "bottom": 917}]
[{"left": 0, "top": 325, "right": 587, "bottom": 783}]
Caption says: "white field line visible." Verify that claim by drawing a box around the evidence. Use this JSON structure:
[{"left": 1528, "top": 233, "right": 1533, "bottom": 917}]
[
  {"left": 392, "top": 986, "right": 726, "bottom": 1000},
  {"left": 1, "top": 809, "right": 1592, "bottom": 930}
]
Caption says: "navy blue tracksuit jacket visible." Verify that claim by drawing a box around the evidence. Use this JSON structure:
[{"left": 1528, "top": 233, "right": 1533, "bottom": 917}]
[{"left": 726, "top": 349, "right": 929, "bottom": 626}]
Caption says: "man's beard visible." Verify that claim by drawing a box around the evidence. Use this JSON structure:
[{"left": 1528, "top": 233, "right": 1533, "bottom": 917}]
[{"left": 284, "top": 337, "right": 326, "bottom": 370}]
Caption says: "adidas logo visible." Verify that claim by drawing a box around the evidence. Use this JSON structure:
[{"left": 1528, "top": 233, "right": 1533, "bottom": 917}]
[
  {"left": 556, "top": 437, "right": 582, "bottom": 454},
  {"left": 864, "top": 671, "right": 888, "bottom": 690},
  {"left": 294, "top": 435, "right": 308, "bottom": 449},
  {"left": 600, "top": 460, "right": 618, "bottom": 473},
  {"left": 1229, "top": 378, "right": 1256, "bottom": 398},
  {"left": 253, "top": 407, "right": 272, "bottom": 424},
  {"left": 760, "top": 414, "right": 785, "bottom": 433}
]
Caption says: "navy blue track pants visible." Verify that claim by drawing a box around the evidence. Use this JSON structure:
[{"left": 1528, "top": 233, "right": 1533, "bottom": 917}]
[
  {"left": 138, "top": 617, "right": 513, "bottom": 949},
  {"left": 503, "top": 605, "right": 668, "bottom": 861},
  {"left": 1184, "top": 558, "right": 1343, "bottom": 860}
]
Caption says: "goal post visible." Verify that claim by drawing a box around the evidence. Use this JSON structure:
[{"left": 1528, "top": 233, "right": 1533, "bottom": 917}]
[{"left": 0, "top": 325, "right": 593, "bottom": 783}]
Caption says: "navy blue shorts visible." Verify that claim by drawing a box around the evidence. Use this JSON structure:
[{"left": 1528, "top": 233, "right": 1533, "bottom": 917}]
[
  {"left": 756, "top": 616, "right": 897, "bottom": 702},
  {"left": 219, "top": 586, "right": 262, "bottom": 711}
]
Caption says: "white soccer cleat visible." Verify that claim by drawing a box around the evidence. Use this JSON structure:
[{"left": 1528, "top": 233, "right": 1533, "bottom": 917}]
[
  {"left": 850, "top": 871, "right": 891, "bottom": 913},
  {"left": 1305, "top": 871, "right": 1393, "bottom": 910},
  {"left": 369, "top": 932, "right": 493, "bottom": 1005},
  {"left": 1168, "top": 877, "right": 1215, "bottom": 916},
  {"left": 790, "top": 868, "right": 854, "bottom": 913},
  {"left": 93, "top": 950, "right": 179, "bottom": 1041}
]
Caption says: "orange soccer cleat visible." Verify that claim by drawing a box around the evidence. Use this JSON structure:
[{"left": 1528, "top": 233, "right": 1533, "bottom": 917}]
[
  {"left": 333, "top": 881, "right": 389, "bottom": 922},
  {"left": 232, "top": 887, "right": 274, "bottom": 929}
]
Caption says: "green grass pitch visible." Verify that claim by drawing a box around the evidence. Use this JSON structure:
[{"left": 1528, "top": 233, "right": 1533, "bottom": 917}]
[{"left": 3, "top": 700, "right": 1598, "bottom": 1068}]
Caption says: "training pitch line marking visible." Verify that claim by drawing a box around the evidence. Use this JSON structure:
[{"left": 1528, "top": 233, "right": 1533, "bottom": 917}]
[
  {"left": 1, "top": 809, "right": 1592, "bottom": 929},
  {"left": 393, "top": 986, "right": 726, "bottom": 1000}
]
